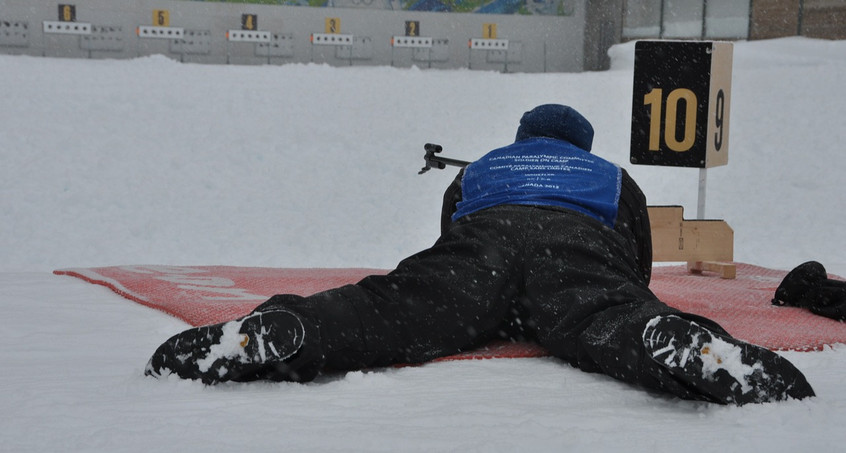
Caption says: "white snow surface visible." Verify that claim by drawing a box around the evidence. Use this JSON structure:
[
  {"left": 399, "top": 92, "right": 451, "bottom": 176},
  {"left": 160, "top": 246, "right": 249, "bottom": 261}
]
[{"left": 2, "top": 37, "right": 846, "bottom": 451}]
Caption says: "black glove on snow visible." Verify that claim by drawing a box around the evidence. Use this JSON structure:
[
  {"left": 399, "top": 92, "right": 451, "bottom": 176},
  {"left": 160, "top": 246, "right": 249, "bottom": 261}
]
[{"left": 773, "top": 261, "right": 846, "bottom": 321}]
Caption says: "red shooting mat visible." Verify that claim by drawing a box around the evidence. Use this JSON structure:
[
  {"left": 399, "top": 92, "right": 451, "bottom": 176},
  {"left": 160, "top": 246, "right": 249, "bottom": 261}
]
[{"left": 54, "top": 263, "right": 846, "bottom": 356}]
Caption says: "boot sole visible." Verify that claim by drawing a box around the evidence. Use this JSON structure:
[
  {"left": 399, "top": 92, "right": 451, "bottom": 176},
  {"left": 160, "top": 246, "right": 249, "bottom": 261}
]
[
  {"left": 643, "top": 315, "right": 815, "bottom": 405},
  {"left": 146, "top": 310, "right": 305, "bottom": 384}
]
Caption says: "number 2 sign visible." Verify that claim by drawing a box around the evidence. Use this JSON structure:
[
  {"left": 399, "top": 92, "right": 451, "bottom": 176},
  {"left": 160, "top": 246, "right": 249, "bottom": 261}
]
[{"left": 630, "top": 41, "right": 733, "bottom": 168}]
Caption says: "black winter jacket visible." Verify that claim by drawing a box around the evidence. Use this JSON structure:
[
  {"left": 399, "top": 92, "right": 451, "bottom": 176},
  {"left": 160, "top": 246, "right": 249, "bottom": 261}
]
[{"left": 440, "top": 168, "right": 653, "bottom": 284}]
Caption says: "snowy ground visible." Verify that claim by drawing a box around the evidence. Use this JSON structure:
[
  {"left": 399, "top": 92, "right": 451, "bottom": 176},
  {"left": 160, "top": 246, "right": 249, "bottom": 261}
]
[{"left": 2, "top": 37, "right": 846, "bottom": 451}]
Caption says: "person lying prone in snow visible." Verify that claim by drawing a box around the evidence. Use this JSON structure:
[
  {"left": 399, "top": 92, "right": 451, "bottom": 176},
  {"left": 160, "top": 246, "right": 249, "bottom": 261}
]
[{"left": 146, "top": 104, "right": 815, "bottom": 406}]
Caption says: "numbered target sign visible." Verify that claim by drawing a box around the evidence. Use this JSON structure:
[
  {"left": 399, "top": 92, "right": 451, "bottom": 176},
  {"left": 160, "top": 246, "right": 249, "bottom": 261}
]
[
  {"left": 482, "top": 23, "right": 497, "bottom": 39},
  {"left": 405, "top": 21, "right": 420, "bottom": 37},
  {"left": 630, "top": 41, "right": 733, "bottom": 168},
  {"left": 58, "top": 4, "right": 76, "bottom": 22},
  {"left": 153, "top": 10, "right": 169, "bottom": 27},
  {"left": 325, "top": 17, "right": 341, "bottom": 34},
  {"left": 242, "top": 14, "right": 257, "bottom": 31}
]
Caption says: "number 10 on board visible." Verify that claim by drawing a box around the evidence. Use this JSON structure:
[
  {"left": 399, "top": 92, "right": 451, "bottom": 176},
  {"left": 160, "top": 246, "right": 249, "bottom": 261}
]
[{"left": 630, "top": 41, "right": 733, "bottom": 168}]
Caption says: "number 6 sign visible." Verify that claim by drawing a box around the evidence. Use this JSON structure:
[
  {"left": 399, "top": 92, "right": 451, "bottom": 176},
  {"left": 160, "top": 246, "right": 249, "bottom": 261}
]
[{"left": 630, "top": 41, "right": 733, "bottom": 168}]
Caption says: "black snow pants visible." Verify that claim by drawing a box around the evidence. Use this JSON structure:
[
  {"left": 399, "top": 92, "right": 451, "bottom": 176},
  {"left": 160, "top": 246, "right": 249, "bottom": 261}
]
[{"left": 258, "top": 204, "right": 728, "bottom": 400}]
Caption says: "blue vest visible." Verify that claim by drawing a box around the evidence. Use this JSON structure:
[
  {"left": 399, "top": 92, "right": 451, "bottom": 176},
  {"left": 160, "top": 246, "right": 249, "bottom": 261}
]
[{"left": 453, "top": 138, "right": 622, "bottom": 227}]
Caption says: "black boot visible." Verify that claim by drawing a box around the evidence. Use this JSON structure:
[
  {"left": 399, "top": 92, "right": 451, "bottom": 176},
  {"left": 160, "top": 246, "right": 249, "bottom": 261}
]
[
  {"left": 146, "top": 309, "right": 318, "bottom": 384},
  {"left": 642, "top": 315, "right": 815, "bottom": 405}
]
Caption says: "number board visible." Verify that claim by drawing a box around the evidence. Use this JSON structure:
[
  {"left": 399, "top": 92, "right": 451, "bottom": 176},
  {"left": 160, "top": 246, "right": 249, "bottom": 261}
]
[
  {"left": 153, "top": 10, "right": 169, "bottom": 27},
  {"left": 630, "top": 41, "right": 733, "bottom": 168},
  {"left": 242, "top": 14, "right": 257, "bottom": 31},
  {"left": 405, "top": 21, "right": 420, "bottom": 37},
  {"left": 482, "top": 23, "right": 497, "bottom": 39},
  {"left": 59, "top": 4, "right": 76, "bottom": 22},
  {"left": 325, "top": 17, "right": 340, "bottom": 34}
]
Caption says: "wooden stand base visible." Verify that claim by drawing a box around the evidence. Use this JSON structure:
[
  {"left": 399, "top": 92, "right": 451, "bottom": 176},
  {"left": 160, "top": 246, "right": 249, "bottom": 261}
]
[
  {"left": 687, "top": 261, "right": 737, "bottom": 279},
  {"left": 648, "top": 206, "right": 736, "bottom": 279}
]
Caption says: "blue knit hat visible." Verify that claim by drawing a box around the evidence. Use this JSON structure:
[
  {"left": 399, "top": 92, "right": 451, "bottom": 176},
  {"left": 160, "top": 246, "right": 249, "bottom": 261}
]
[{"left": 515, "top": 104, "right": 594, "bottom": 152}]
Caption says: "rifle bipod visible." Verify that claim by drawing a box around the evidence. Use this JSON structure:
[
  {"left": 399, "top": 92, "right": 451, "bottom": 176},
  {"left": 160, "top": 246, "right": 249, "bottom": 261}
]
[{"left": 418, "top": 143, "right": 470, "bottom": 175}]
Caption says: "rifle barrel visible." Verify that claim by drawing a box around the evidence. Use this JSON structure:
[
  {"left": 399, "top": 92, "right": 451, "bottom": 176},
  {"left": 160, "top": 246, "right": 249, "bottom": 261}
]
[{"left": 431, "top": 156, "right": 470, "bottom": 168}]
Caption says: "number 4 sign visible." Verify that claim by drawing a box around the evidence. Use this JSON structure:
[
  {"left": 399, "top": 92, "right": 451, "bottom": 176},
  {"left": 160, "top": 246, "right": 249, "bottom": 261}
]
[{"left": 630, "top": 41, "right": 733, "bottom": 168}]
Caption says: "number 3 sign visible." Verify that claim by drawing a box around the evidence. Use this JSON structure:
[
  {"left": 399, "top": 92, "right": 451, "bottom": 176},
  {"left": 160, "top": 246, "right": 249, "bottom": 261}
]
[{"left": 630, "top": 41, "right": 733, "bottom": 168}]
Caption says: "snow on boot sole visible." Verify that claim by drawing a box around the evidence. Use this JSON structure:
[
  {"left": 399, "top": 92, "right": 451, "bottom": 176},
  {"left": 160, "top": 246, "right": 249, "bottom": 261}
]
[
  {"left": 642, "top": 315, "right": 815, "bottom": 405},
  {"left": 145, "top": 310, "right": 305, "bottom": 384}
]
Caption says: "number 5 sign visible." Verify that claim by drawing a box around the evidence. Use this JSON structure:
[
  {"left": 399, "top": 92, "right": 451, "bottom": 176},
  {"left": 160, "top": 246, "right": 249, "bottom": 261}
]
[{"left": 630, "top": 41, "right": 733, "bottom": 168}]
